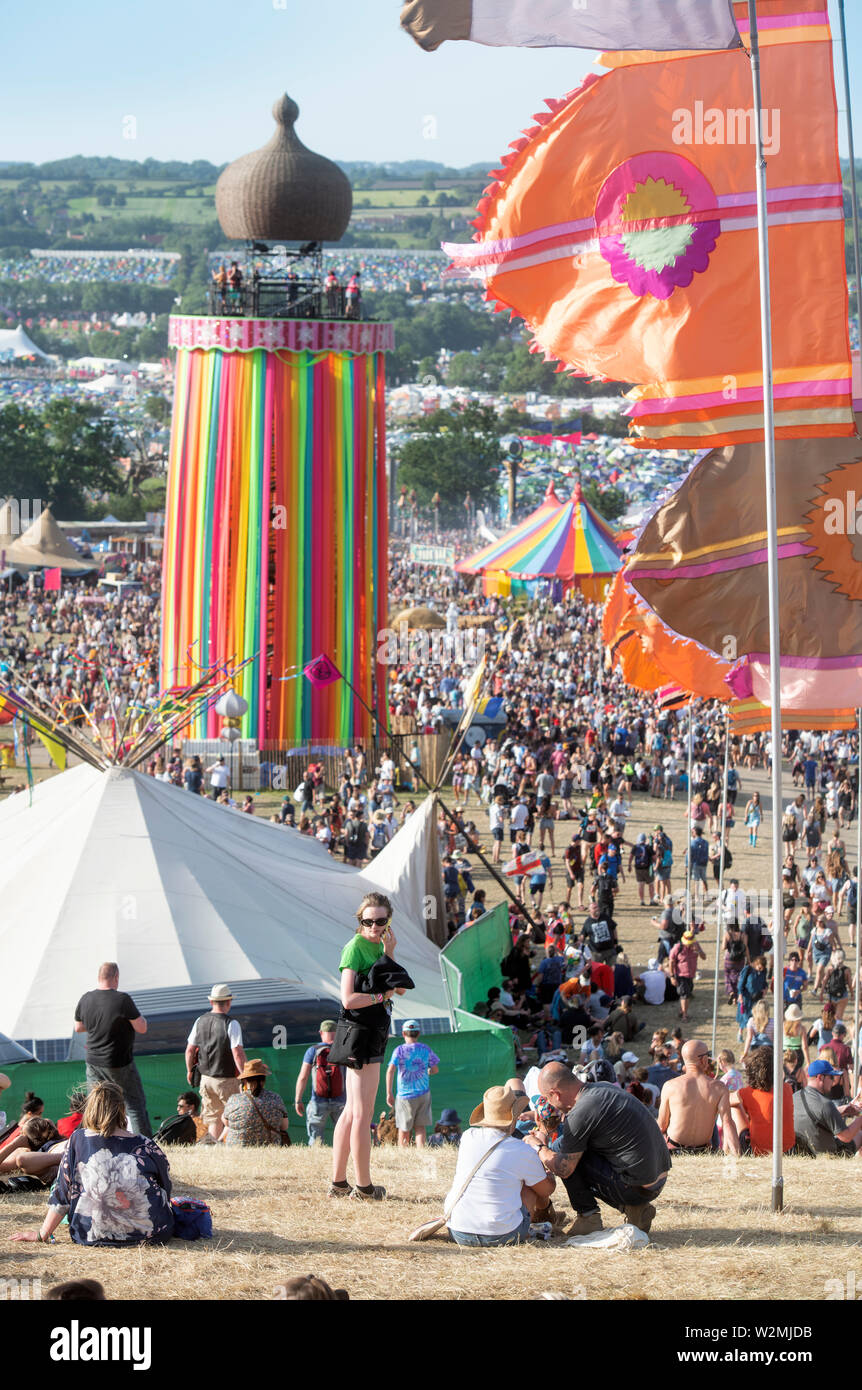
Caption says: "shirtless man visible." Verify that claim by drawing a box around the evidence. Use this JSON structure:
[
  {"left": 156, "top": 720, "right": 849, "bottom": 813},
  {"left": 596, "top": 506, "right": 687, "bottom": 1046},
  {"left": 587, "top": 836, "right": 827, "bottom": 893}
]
[{"left": 658, "top": 1039, "right": 740, "bottom": 1155}]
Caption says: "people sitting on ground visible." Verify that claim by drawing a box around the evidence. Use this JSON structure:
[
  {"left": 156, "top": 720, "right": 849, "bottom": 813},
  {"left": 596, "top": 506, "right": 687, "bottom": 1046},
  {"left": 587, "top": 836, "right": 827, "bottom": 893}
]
[
  {"left": 222, "top": 1059, "right": 290, "bottom": 1147},
  {"left": 658, "top": 1039, "right": 740, "bottom": 1155},
  {"left": 0, "top": 1091, "right": 44, "bottom": 1155},
  {"left": 793, "top": 1060, "right": 862, "bottom": 1156},
  {"left": 153, "top": 1095, "right": 201, "bottom": 1147},
  {"left": 57, "top": 1088, "right": 88, "bottom": 1139},
  {"left": 0, "top": 1118, "right": 64, "bottom": 1193},
  {"left": 729, "top": 1047, "right": 795, "bottom": 1156},
  {"left": 605, "top": 995, "right": 644, "bottom": 1042},
  {"left": 10, "top": 1081, "right": 174, "bottom": 1246},
  {"left": 530, "top": 1061, "right": 671, "bottom": 1235},
  {"left": 444, "top": 1085, "right": 556, "bottom": 1247},
  {"left": 428, "top": 1108, "right": 463, "bottom": 1148}
]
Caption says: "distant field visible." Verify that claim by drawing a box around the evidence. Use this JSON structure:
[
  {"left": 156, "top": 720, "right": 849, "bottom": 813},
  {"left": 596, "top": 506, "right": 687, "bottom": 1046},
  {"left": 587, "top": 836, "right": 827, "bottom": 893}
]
[
  {"left": 353, "top": 187, "right": 477, "bottom": 208},
  {"left": 66, "top": 196, "right": 218, "bottom": 226}
]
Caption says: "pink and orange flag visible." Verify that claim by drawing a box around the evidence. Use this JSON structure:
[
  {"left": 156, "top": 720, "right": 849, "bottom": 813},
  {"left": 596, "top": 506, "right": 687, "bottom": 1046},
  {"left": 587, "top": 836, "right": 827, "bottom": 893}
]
[{"left": 444, "top": 0, "right": 854, "bottom": 448}]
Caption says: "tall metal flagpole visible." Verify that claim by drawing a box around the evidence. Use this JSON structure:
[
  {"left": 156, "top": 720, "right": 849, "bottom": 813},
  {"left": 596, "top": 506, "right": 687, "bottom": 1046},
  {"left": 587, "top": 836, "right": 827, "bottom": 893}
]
[
  {"left": 685, "top": 702, "right": 693, "bottom": 929},
  {"left": 838, "top": 0, "right": 862, "bottom": 1092},
  {"left": 855, "top": 710, "right": 861, "bottom": 1087},
  {"left": 747, "top": 0, "right": 786, "bottom": 1212},
  {"left": 837, "top": 0, "right": 862, "bottom": 362},
  {"left": 711, "top": 709, "right": 732, "bottom": 1059}
]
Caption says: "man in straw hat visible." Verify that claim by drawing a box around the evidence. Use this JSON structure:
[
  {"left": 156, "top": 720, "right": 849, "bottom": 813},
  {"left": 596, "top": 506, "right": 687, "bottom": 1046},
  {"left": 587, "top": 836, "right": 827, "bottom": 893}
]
[
  {"left": 185, "top": 985, "right": 246, "bottom": 1141},
  {"left": 445, "top": 1086, "right": 555, "bottom": 1247},
  {"left": 529, "top": 1061, "right": 671, "bottom": 1235}
]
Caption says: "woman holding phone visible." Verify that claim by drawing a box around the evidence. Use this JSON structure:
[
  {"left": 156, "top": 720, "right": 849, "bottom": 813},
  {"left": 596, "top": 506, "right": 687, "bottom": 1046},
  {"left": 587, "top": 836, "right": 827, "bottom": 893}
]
[{"left": 329, "top": 892, "right": 397, "bottom": 1200}]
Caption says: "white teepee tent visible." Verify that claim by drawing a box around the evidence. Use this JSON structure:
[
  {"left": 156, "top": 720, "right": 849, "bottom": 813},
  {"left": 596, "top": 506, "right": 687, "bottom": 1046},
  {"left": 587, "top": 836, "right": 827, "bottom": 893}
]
[{"left": 0, "top": 765, "right": 448, "bottom": 1042}]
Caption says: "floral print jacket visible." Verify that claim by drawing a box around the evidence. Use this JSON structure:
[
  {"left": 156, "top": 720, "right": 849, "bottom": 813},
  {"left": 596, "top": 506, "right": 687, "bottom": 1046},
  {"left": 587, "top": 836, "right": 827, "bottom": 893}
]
[{"left": 49, "top": 1128, "right": 174, "bottom": 1245}]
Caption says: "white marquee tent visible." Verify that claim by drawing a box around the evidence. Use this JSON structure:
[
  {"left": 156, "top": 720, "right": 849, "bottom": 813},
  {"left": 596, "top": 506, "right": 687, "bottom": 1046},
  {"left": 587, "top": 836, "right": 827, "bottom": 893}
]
[
  {"left": 0, "top": 324, "right": 50, "bottom": 360},
  {"left": 0, "top": 765, "right": 448, "bottom": 1043}
]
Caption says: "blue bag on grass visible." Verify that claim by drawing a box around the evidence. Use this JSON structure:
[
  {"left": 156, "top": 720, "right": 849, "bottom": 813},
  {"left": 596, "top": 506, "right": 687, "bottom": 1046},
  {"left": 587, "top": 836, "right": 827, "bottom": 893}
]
[{"left": 171, "top": 1198, "right": 213, "bottom": 1240}]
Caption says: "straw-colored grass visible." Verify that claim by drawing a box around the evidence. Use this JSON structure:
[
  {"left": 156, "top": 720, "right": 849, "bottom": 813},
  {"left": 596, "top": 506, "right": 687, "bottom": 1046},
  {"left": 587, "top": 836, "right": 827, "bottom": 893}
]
[{"left": 2, "top": 1146, "right": 860, "bottom": 1302}]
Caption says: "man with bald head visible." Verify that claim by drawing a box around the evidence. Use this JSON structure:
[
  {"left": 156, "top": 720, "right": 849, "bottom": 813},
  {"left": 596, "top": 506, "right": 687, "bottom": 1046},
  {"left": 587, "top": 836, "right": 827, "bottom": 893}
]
[
  {"left": 657, "top": 1040, "right": 740, "bottom": 1156},
  {"left": 526, "top": 1061, "right": 671, "bottom": 1235}
]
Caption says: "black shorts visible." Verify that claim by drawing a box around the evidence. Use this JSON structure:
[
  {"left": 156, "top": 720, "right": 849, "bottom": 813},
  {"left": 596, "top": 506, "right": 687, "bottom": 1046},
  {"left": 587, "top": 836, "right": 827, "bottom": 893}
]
[
  {"left": 493, "top": 827, "right": 504, "bottom": 842},
  {"left": 676, "top": 976, "right": 694, "bottom": 998}
]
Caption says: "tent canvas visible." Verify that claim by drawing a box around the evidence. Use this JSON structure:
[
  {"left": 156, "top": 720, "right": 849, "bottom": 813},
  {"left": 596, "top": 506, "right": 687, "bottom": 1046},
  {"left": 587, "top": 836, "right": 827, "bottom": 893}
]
[
  {"left": 0, "top": 765, "right": 449, "bottom": 1042},
  {"left": 457, "top": 481, "right": 621, "bottom": 602},
  {"left": 0, "top": 324, "right": 50, "bottom": 360},
  {"left": 5, "top": 505, "right": 95, "bottom": 574}
]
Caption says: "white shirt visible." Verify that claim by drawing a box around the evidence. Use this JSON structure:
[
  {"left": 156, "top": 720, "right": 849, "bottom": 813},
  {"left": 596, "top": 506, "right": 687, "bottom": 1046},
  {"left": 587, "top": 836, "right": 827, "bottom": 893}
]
[
  {"left": 489, "top": 802, "right": 506, "bottom": 832},
  {"left": 640, "top": 969, "right": 667, "bottom": 1007},
  {"left": 446, "top": 1128, "right": 546, "bottom": 1236},
  {"left": 187, "top": 1016, "right": 243, "bottom": 1048},
  {"left": 510, "top": 803, "right": 529, "bottom": 831}
]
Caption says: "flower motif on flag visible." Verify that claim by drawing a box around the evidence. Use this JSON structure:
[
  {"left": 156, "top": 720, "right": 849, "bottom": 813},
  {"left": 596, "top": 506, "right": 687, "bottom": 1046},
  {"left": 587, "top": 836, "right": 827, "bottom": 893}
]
[
  {"left": 299, "top": 322, "right": 316, "bottom": 348},
  {"left": 804, "top": 458, "right": 862, "bottom": 602},
  {"left": 332, "top": 324, "right": 350, "bottom": 351},
  {"left": 595, "top": 153, "right": 720, "bottom": 301}
]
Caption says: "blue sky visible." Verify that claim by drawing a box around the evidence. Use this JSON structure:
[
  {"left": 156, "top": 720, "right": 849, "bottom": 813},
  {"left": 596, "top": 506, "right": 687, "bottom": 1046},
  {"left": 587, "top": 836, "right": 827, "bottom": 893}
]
[{"left": 2, "top": 0, "right": 860, "bottom": 168}]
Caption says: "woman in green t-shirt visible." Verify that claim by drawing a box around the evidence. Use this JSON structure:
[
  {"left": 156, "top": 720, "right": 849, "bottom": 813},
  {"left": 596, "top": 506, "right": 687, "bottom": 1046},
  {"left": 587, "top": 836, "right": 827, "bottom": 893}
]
[{"left": 330, "top": 892, "right": 397, "bottom": 1201}]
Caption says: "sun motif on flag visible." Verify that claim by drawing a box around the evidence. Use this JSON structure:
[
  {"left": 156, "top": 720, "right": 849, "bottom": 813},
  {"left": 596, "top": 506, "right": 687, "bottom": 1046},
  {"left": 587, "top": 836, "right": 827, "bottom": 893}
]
[
  {"left": 804, "top": 459, "right": 862, "bottom": 602},
  {"left": 595, "top": 153, "right": 721, "bottom": 301}
]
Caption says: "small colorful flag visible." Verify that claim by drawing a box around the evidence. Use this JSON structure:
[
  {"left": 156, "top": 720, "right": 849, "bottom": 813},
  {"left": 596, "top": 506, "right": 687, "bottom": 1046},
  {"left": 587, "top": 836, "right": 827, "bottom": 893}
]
[
  {"left": 303, "top": 654, "right": 342, "bottom": 688},
  {"left": 503, "top": 849, "right": 542, "bottom": 877},
  {"left": 44, "top": 567, "right": 61, "bottom": 592},
  {"left": 401, "top": 0, "right": 741, "bottom": 52}
]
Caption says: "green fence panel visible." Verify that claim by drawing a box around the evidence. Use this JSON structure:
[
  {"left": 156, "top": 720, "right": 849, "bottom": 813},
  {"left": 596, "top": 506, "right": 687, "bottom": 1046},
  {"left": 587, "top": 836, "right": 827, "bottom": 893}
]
[
  {"left": 440, "top": 901, "right": 511, "bottom": 1014},
  {"left": 2, "top": 1027, "right": 515, "bottom": 1141}
]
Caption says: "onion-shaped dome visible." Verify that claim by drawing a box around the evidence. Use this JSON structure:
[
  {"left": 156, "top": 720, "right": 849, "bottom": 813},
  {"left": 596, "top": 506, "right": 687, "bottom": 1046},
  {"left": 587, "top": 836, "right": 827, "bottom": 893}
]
[{"left": 215, "top": 94, "right": 353, "bottom": 242}]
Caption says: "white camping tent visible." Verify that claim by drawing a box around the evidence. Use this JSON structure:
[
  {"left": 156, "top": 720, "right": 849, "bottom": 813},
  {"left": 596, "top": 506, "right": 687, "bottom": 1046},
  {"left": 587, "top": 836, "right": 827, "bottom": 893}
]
[{"left": 0, "top": 765, "right": 448, "bottom": 1042}]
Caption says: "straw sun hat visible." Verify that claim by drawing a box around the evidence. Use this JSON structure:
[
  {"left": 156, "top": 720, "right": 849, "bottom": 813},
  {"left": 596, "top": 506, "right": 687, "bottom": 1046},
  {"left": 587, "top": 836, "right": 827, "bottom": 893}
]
[{"left": 469, "top": 1085, "right": 530, "bottom": 1128}]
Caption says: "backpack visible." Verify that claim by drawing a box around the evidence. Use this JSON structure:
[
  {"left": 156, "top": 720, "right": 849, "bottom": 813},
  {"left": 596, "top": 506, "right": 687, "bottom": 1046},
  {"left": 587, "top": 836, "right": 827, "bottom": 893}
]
[
  {"left": 727, "top": 936, "right": 746, "bottom": 964},
  {"left": 824, "top": 967, "right": 847, "bottom": 1001},
  {"left": 633, "top": 843, "right": 651, "bottom": 870},
  {"left": 154, "top": 1112, "right": 197, "bottom": 1147},
  {"left": 314, "top": 1044, "right": 344, "bottom": 1101}
]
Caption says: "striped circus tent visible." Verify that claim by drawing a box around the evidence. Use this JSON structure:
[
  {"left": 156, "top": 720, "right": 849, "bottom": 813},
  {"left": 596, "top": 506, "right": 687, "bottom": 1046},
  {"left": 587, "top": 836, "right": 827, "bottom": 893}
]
[{"left": 456, "top": 482, "right": 621, "bottom": 602}]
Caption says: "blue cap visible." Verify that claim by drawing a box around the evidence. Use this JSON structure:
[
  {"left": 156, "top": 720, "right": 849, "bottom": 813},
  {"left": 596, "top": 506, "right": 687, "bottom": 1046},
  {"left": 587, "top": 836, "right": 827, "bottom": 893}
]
[
  {"left": 439, "top": 1108, "right": 460, "bottom": 1125},
  {"left": 402, "top": 1020, "right": 421, "bottom": 1034},
  {"left": 808, "top": 1059, "right": 842, "bottom": 1078}
]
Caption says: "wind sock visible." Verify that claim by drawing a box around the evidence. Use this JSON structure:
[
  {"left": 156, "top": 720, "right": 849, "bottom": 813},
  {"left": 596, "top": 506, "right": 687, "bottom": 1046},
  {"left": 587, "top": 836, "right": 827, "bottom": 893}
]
[
  {"left": 303, "top": 654, "right": 342, "bottom": 688},
  {"left": 445, "top": 0, "right": 853, "bottom": 448},
  {"left": 401, "top": 0, "right": 741, "bottom": 51},
  {"left": 621, "top": 416, "right": 862, "bottom": 709}
]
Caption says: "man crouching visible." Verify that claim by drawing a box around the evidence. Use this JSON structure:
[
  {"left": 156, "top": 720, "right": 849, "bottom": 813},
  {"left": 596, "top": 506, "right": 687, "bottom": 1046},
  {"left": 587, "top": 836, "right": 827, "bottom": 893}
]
[{"left": 526, "top": 1061, "right": 671, "bottom": 1236}]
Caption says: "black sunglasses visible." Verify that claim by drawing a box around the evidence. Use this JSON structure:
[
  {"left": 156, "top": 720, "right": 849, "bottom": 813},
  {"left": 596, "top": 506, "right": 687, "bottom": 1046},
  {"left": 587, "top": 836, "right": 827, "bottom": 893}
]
[{"left": 361, "top": 915, "right": 391, "bottom": 926}]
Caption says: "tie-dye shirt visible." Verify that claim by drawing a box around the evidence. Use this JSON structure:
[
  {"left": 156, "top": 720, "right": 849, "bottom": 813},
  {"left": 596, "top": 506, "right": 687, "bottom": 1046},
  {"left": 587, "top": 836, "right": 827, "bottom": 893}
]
[{"left": 390, "top": 1042, "right": 440, "bottom": 1098}]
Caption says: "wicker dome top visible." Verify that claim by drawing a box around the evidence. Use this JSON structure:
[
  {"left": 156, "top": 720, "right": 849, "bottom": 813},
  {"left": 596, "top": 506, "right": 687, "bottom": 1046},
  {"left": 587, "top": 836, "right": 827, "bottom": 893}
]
[{"left": 215, "top": 94, "right": 353, "bottom": 242}]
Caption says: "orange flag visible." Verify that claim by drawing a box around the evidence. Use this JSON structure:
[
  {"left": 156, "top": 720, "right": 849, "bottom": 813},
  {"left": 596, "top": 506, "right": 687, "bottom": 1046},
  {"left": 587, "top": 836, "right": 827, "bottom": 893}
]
[{"left": 445, "top": 0, "right": 853, "bottom": 447}]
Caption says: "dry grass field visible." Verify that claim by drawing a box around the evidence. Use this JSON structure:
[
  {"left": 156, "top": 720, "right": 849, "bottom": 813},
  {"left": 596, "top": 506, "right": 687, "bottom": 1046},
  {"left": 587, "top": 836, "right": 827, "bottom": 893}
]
[{"left": 1, "top": 1145, "right": 860, "bottom": 1302}]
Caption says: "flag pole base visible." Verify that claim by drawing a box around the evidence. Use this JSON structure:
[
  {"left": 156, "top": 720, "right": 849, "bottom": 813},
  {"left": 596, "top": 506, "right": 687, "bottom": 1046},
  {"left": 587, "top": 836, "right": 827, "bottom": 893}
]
[{"left": 771, "top": 1181, "right": 784, "bottom": 1213}]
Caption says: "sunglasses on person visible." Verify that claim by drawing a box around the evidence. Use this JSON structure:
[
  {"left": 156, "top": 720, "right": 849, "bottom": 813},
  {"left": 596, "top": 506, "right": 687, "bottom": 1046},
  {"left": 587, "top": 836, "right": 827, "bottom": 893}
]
[{"left": 361, "top": 914, "right": 391, "bottom": 926}]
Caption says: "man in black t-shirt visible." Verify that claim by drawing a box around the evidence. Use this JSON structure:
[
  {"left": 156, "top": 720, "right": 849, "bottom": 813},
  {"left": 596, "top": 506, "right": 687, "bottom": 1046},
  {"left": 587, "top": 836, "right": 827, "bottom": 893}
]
[
  {"left": 529, "top": 1062, "right": 671, "bottom": 1235},
  {"left": 74, "top": 962, "right": 152, "bottom": 1137}
]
